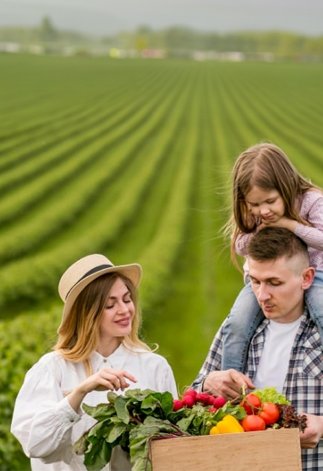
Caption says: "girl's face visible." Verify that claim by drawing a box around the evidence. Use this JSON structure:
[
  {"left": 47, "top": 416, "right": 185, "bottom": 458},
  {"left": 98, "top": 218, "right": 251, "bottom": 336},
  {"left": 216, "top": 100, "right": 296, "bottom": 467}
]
[
  {"left": 245, "top": 186, "right": 285, "bottom": 223},
  {"left": 99, "top": 277, "right": 135, "bottom": 346}
]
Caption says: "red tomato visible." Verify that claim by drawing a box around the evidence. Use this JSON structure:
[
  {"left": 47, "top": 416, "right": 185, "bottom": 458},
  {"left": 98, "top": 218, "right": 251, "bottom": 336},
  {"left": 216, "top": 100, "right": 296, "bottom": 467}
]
[
  {"left": 241, "top": 393, "right": 262, "bottom": 415},
  {"left": 241, "top": 414, "right": 266, "bottom": 432},
  {"left": 258, "top": 402, "right": 280, "bottom": 425}
]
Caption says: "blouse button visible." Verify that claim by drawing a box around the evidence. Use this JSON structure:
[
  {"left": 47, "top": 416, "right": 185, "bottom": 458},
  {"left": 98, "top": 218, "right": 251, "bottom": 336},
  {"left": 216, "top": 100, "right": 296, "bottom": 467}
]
[{"left": 103, "top": 359, "right": 107, "bottom": 363}]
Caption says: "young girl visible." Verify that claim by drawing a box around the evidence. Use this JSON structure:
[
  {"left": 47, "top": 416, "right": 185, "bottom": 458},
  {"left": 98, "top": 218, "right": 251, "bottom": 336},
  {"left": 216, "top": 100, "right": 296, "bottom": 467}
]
[
  {"left": 11, "top": 254, "right": 178, "bottom": 471},
  {"left": 221, "top": 142, "right": 323, "bottom": 371}
]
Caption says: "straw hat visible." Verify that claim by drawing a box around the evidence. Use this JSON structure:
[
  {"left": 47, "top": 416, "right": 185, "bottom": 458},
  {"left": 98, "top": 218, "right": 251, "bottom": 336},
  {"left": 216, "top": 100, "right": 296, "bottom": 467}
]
[{"left": 58, "top": 254, "right": 142, "bottom": 321}]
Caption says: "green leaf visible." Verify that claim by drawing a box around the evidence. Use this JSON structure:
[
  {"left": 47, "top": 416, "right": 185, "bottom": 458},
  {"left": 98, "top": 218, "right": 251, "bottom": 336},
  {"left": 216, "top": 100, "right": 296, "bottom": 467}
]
[
  {"left": 141, "top": 394, "right": 160, "bottom": 414},
  {"left": 107, "top": 391, "right": 118, "bottom": 403},
  {"left": 159, "top": 391, "right": 174, "bottom": 415},
  {"left": 106, "top": 423, "right": 128, "bottom": 444},
  {"left": 129, "top": 417, "right": 184, "bottom": 471},
  {"left": 125, "top": 388, "right": 155, "bottom": 401},
  {"left": 82, "top": 402, "right": 114, "bottom": 420},
  {"left": 74, "top": 431, "right": 88, "bottom": 455},
  {"left": 176, "top": 415, "right": 195, "bottom": 432},
  {"left": 88, "top": 421, "right": 110, "bottom": 439},
  {"left": 253, "top": 387, "right": 290, "bottom": 405},
  {"left": 84, "top": 437, "right": 112, "bottom": 471},
  {"left": 114, "top": 396, "right": 130, "bottom": 424}
]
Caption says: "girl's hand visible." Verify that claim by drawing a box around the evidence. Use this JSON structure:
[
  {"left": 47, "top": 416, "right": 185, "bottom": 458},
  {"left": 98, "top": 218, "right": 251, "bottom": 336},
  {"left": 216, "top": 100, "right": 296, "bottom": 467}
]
[
  {"left": 260, "top": 216, "right": 297, "bottom": 232},
  {"left": 299, "top": 414, "right": 323, "bottom": 449}
]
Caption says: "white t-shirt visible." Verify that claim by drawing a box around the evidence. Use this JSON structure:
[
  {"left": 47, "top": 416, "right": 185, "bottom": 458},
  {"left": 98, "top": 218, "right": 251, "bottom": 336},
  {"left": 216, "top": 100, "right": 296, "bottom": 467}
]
[
  {"left": 11, "top": 344, "right": 178, "bottom": 471},
  {"left": 254, "top": 317, "right": 302, "bottom": 392}
]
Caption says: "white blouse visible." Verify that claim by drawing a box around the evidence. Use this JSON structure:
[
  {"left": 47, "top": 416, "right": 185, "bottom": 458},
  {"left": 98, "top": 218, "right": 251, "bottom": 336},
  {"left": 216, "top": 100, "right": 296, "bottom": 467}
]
[{"left": 11, "top": 344, "right": 178, "bottom": 471}]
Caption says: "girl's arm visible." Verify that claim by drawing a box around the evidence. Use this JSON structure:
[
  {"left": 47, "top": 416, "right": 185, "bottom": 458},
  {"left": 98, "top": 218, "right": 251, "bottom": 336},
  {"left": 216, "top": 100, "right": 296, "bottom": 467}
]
[
  {"left": 294, "top": 195, "right": 323, "bottom": 250},
  {"left": 263, "top": 195, "right": 323, "bottom": 251},
  {"left": 235, "top": 232, "right": 255, "bottom": 256}
]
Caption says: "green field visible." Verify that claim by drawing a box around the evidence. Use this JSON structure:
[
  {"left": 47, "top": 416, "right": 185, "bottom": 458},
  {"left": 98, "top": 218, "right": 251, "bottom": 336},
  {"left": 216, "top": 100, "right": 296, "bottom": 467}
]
[{"left": 1, "top": 54, "right": 323, "bottom": 469}]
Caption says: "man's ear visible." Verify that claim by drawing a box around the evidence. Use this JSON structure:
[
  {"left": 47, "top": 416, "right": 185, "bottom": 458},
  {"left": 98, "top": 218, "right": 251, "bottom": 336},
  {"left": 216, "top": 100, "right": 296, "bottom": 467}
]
[{"left": 302, "top": 267, "right": 315, "bottom": 290}]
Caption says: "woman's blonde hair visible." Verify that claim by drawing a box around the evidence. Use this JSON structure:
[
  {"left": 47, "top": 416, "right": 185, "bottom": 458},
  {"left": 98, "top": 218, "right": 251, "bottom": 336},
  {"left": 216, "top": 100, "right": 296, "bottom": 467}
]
[
  {"left": 54, "top": 272, "right": 150, "bottom": 364},
  {"left": 225, "top": 142, "right": 317, "bottom": 266}
]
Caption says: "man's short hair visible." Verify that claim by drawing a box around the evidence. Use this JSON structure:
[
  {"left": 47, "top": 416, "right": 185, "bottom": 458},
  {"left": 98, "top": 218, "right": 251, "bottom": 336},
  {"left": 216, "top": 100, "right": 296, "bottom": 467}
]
[{"left": 248, "top": 227, "right": 309, "bottom": 262}]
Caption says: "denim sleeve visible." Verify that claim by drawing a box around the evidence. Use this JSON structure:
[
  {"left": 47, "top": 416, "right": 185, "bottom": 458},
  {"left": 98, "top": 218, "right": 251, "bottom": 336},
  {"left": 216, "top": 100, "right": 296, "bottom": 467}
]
[
  {"left": 191, "top": 325, "right": 224, "bottom": 390},
  {"left": 305, "top": 271, "right": 323, "bottom": 342}
]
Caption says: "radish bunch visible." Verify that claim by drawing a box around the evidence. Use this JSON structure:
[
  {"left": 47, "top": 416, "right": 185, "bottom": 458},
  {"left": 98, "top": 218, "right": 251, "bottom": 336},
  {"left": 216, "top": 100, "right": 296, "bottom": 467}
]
[{"left": 173, "top": 388, "right": 227, "bottom": 412}]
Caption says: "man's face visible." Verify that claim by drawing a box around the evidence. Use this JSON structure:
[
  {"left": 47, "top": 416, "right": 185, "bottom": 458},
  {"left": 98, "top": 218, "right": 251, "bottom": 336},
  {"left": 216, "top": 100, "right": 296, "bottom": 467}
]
[{"left": 248, "top": 255, "right": 313, "bottom": 323}]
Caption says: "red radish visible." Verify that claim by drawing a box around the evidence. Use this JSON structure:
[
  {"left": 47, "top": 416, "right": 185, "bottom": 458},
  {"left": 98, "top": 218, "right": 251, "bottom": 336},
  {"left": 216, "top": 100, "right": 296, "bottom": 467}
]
[
  {"left": 183, "top": 388, "right": 197, "bottom": 400},
  {"left": 173, "top": 399, "right": 184, "bottom": 411},
  {"left": 182, "top": 395, "right": 195, "bottom": 407},
  {"left": 196, "top": 392, "right": 211, "bottom": 405},
  {"left": 212, "top": 396, "right": 227, "bottom": 408}
]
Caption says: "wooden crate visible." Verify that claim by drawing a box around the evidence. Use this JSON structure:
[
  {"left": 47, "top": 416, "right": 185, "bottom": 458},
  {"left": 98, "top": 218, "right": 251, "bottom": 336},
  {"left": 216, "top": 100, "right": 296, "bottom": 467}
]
[{"left": 150, "top": 428, "right": 301, "bottom": 471}]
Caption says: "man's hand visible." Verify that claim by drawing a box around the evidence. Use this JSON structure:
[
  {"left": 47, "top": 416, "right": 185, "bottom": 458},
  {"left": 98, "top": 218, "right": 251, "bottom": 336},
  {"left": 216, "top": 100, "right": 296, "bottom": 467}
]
[
  {"left": 300, "top": 414, "right": 323, "bottom": 449},
  {"left": 203, "top": 369, "right": 254, "bottom": 400}
]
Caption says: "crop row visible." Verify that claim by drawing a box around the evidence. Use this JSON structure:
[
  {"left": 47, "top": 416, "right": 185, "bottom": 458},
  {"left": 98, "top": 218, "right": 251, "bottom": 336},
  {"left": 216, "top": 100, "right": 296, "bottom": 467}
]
[
  {"left": 1, "top": 58, "right": 323, "bottom": 470},
  {"left": 0, "top": 72, "right": 189, "bottom": 262},
  {"left": 0, "top": 71, "right": 185, "bottom": 226},
  {"left": 0, "top": 73, "right": 194, "bottom": 307},
  {"left": 0, "top": 70, "right": 200, "bottom": 469},
  {"left": 0, "top": 63, "right": 165, "bottom": 165}
]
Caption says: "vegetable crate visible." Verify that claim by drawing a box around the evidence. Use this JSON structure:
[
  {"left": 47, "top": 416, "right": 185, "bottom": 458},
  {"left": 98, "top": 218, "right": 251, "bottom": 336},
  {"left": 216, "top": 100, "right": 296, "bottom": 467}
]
[{"left": 150, "top": 428, "right": 301, "bottom": 471}]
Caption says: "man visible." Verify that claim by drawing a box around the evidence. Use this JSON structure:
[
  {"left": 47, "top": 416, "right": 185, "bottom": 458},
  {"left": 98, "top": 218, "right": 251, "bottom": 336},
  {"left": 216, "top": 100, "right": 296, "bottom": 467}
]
[{"left": 192, "top": 227, "right": 323, "bottom": 470}]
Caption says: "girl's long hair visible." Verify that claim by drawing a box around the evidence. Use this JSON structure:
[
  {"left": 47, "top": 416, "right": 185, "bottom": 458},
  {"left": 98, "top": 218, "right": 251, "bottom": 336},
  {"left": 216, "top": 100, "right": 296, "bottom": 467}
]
[
  {"left": 225, "top": 142, "right": 317, "bottom": 266},
  {"left": 54, "top": 273, "right": 150, "bottom": 364}
]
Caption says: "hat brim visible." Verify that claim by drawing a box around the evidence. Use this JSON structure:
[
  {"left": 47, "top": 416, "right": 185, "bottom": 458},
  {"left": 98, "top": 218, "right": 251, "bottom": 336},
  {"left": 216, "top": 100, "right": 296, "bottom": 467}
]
[{"left": 61, "top": 263, "right": 142, "bottom": 323}]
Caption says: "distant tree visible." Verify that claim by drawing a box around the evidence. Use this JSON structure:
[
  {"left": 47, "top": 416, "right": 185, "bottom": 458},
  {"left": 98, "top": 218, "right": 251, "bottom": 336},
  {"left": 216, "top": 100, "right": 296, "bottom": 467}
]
[
  {"left": 134, "top": 25, "right": 152, "bottom": 51},
  {"left": 39, "top": 16, "right": 58, "bottom": 42}
]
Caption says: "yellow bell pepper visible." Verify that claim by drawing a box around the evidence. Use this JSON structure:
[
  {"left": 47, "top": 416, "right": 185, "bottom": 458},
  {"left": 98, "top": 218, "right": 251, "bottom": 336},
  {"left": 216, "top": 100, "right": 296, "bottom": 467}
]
[{"left": 209, "top": 415, "right": 244, "bottom": 434}]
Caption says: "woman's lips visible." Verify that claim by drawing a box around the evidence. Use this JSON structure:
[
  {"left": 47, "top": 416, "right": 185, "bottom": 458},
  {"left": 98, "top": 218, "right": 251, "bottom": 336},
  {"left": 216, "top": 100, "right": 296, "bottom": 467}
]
[{"left": 115, "top": 317, "right": 131, "bottom": 326}]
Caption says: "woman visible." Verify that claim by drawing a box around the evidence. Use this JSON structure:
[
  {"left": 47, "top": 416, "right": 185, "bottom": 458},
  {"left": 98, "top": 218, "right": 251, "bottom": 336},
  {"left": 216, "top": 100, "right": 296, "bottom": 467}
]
[{"left": 11, "top": 254, "right": 178, "bottom": 470}]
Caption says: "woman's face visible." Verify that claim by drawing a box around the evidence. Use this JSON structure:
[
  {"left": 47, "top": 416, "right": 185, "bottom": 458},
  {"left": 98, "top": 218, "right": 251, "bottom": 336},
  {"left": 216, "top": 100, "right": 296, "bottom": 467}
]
[
  {"left": 245, "top": 186, "right": 285, "bottom": 223},
  {"left": 99, "top": 277, "right": 135, "bottom": 343}
]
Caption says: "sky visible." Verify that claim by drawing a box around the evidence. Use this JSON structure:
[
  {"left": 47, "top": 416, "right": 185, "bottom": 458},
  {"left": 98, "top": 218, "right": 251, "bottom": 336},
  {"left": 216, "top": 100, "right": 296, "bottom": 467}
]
[{"left": 1, "top": 0, "right": 323, "bottom": 37}]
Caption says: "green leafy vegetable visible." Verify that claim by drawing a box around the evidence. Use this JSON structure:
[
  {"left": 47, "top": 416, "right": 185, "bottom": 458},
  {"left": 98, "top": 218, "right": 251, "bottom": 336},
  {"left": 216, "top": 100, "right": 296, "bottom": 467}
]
[
  {"left": 74, "top": 387, "right": 292, "bottom": 471},
  {"left": 253, "top": 387, "right": 290, "bottom": 405}
]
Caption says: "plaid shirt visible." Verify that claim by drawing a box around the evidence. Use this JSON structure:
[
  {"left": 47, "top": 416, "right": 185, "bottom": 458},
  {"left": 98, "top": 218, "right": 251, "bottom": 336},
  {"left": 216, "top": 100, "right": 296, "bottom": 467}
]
[{"left": 192, "top": 311, "right": 323, "bottom": 471}]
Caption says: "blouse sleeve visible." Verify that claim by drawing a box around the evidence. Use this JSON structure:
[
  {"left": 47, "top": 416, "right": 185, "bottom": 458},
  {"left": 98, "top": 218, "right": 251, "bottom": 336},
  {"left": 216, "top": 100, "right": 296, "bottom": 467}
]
[
  {"left": 294, "top": 195, "right": 323, "bottom": 251},
  {"left": 235, "top": 232, "right": 254, "bottom": 256},
  {"left": 11, "top": 356, "right": 81, "bottom": 463},
  {"left": 163, "top": 362, "right": 179, "bottom": 399},
  {"left": 154, "top": 357, "right": 178, "bottom": 399}
]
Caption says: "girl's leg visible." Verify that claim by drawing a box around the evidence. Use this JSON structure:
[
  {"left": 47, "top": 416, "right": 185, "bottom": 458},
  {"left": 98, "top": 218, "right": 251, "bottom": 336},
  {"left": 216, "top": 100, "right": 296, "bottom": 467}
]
[
  {"left": 305, "top": 270, "right": 323, "bottom": 344},
  {"left": 221, "top": 282, "right": 264, "bottom": 371}
]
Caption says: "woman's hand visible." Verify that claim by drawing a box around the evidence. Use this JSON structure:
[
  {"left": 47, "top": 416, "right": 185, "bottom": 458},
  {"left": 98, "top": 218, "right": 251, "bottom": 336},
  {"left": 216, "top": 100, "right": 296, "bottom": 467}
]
[
  {"left": 67, "top": 368, "right": 137, "bottom": 412},
  {"left": 79, "top": 367, "right": 137, "bottom": 394}
]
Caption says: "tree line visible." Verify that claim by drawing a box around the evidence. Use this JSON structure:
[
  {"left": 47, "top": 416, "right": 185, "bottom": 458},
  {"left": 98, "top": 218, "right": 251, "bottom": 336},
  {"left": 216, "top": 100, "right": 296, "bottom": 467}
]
[{"left": 1, "top": 16, "right": 323, "bottom": 60}]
